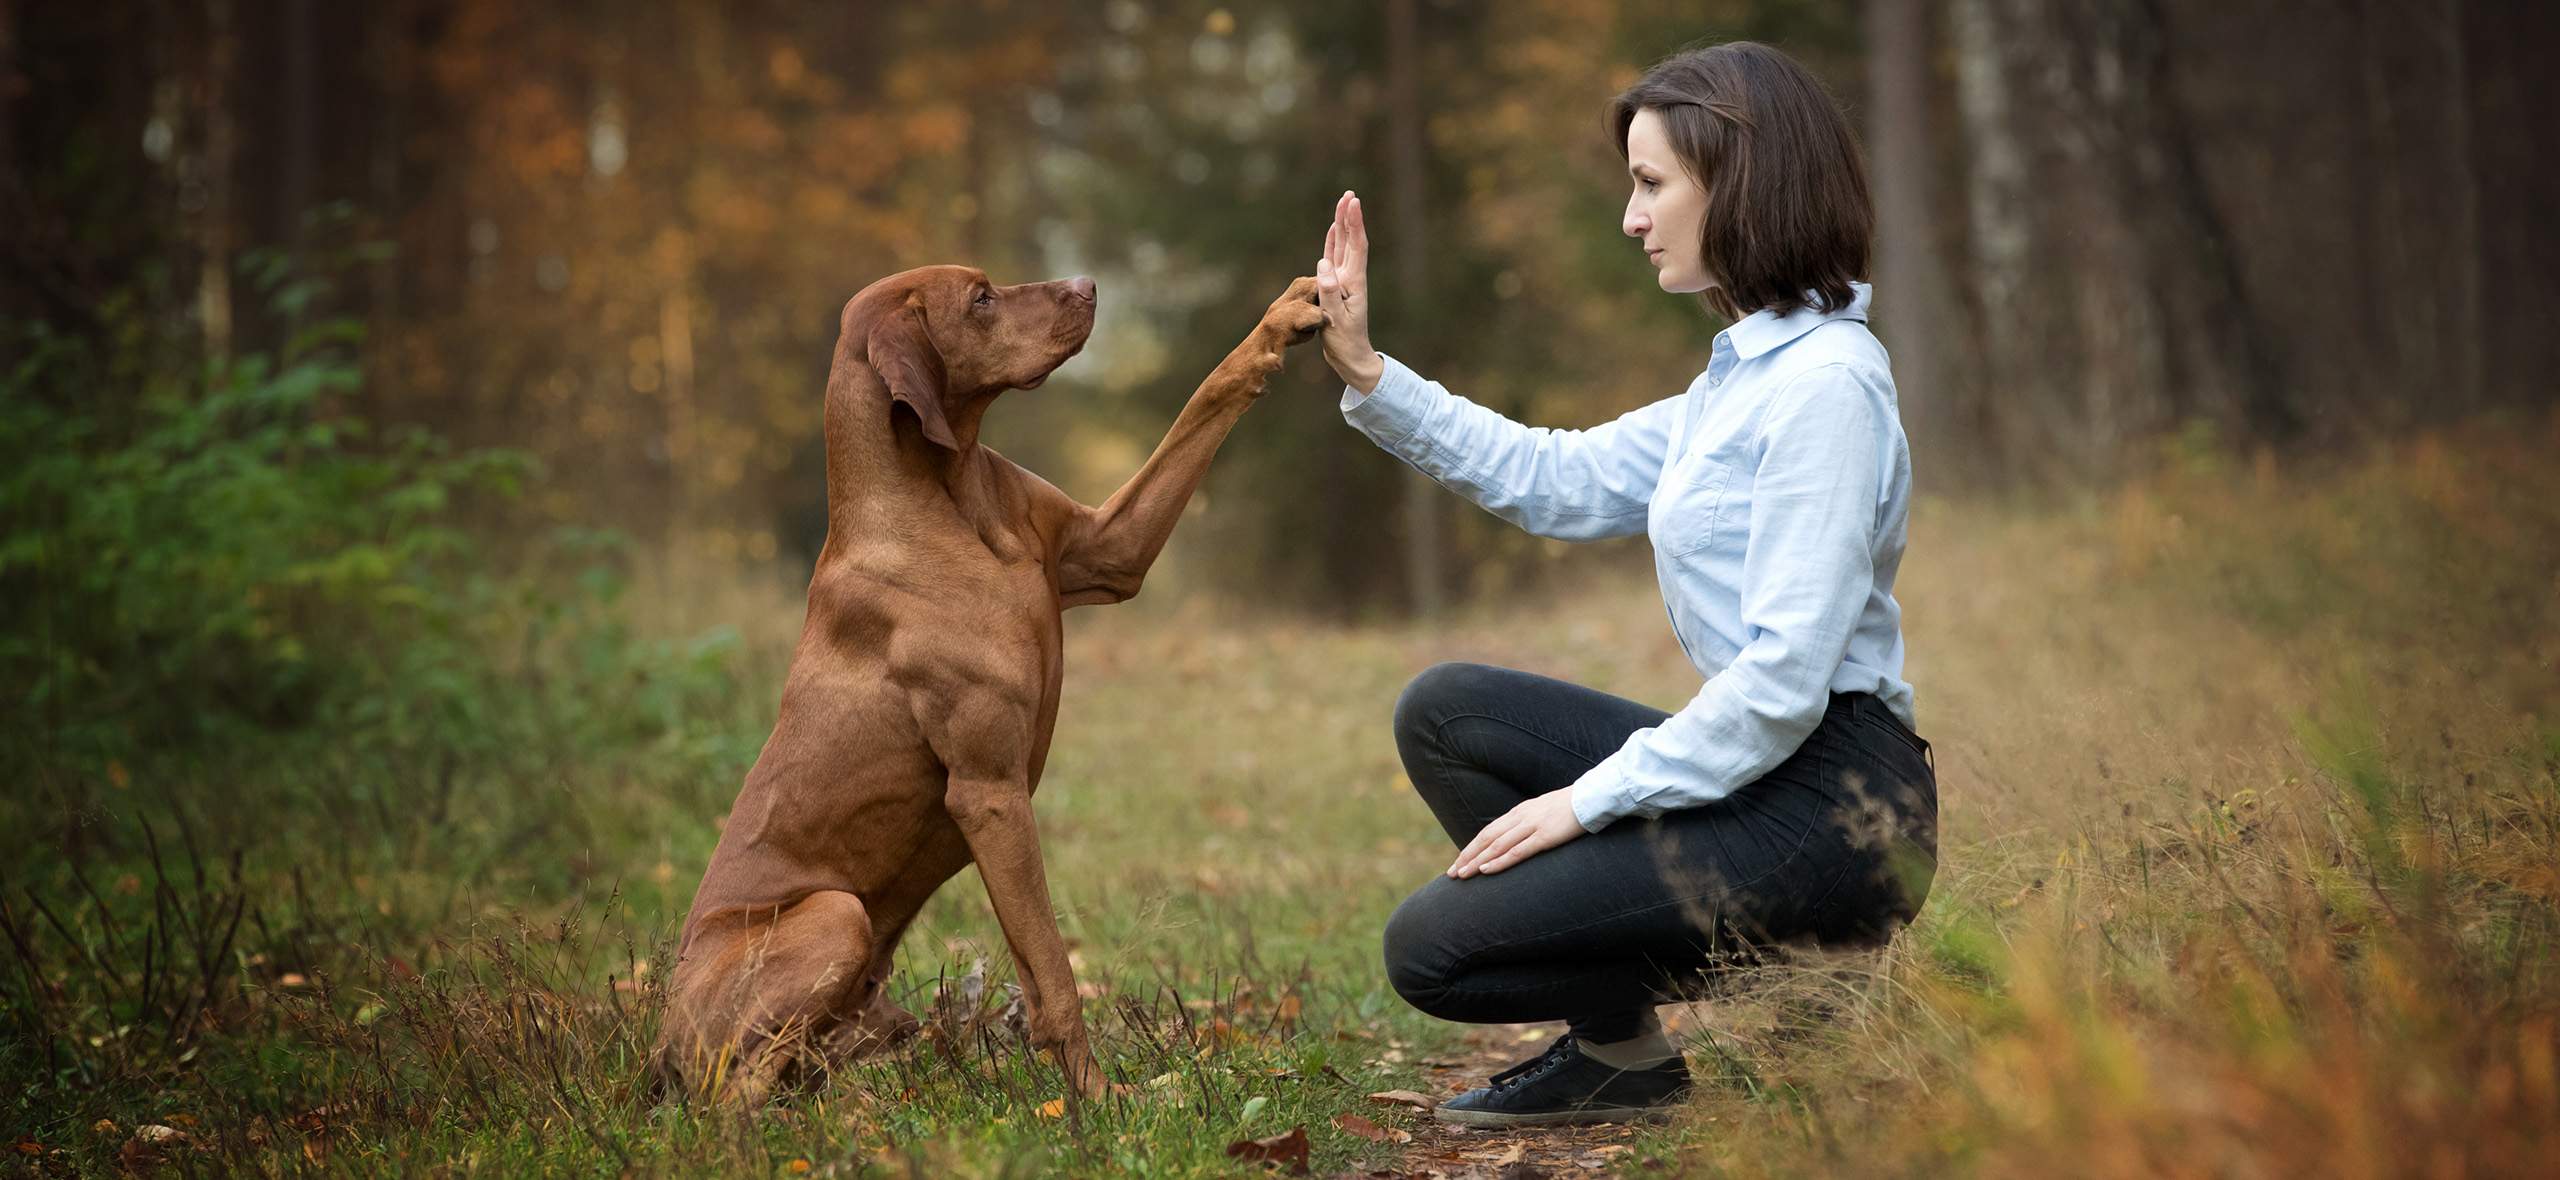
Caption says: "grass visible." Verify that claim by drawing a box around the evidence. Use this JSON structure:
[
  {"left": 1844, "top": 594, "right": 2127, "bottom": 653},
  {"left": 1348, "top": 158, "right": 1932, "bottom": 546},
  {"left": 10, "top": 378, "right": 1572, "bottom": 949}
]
[{"left": 6, "top": 413, "right": 2560, "bottom": 1177}]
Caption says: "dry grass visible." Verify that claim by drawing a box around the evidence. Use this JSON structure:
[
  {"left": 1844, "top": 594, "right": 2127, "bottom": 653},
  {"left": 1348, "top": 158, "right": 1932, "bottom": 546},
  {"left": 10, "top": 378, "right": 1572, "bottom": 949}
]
[{"left": 5, "top": 415, "right": 2557, "bottom": 1177}]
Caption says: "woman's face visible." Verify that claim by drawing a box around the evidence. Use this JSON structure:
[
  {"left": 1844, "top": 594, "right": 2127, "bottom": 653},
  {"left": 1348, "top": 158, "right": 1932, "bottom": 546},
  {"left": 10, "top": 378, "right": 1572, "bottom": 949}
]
[{"left": 1622, "top": 109, "right": 1715, "bottom": 295}]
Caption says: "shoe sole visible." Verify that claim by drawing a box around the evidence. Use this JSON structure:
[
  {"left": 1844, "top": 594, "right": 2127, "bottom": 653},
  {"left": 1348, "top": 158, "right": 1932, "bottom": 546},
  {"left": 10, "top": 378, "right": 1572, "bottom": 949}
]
[{"left": 1432, "top": 1102, "right": 1679, "bottom": 1130}]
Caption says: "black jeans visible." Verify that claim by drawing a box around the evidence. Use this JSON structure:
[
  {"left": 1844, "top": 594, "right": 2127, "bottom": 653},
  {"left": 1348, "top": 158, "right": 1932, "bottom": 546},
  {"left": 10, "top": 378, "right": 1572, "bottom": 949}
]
[{"left": 1381, "top": 663, "right": 1938, "bottom": 1043}]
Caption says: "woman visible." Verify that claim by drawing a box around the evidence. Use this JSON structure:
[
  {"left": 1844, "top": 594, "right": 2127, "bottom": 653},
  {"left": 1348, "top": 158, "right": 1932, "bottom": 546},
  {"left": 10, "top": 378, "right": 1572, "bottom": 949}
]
[{"left": 1311, "top": 42, "right": 1938, "bottom": 1128}]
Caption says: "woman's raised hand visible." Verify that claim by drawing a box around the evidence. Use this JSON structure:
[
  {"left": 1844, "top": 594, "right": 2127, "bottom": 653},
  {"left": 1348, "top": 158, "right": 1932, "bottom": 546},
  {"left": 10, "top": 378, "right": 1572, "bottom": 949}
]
[{"left": 1316, "top": 190, "right": 1387, "bottom": 395}]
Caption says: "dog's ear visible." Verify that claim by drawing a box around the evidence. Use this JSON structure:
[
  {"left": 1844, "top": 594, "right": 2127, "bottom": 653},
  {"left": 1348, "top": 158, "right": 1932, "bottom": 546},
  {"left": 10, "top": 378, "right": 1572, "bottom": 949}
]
[{"left": 866, "top": 299, "right": 957, "bottom": 450}]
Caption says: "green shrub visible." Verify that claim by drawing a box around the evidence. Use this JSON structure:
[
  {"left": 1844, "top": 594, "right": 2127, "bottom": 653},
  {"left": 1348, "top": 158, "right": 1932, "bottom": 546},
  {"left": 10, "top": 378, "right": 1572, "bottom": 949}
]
[{"left": 0, "top": 287, "right": 752, "bottom": 866}]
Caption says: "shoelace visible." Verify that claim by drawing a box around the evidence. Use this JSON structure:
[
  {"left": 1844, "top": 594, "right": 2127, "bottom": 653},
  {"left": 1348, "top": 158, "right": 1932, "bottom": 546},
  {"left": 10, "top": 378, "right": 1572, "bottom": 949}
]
[{"left": 1484, "top": 1034, "right": 1579, "bottom": 1091}]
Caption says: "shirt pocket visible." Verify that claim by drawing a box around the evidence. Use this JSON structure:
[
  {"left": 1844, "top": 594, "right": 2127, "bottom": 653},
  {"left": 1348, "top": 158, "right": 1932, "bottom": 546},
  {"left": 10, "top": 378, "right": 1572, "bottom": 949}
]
[{"left": 1654, "top": 454, "right": 1739, "bottom": 559}]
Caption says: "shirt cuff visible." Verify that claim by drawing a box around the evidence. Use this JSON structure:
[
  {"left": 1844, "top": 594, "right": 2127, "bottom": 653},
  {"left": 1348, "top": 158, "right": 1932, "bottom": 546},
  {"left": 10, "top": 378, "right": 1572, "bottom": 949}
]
[
  {"left": 1567, "top": 756, "right": 1635, "bottom": 833},
  {"left": 1338, "top": 353, "right": 1431, "bottom": 445}
]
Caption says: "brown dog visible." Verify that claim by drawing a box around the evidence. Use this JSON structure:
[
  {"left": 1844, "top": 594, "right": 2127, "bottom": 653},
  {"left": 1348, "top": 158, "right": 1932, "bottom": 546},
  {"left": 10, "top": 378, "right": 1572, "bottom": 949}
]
[{"left": 652, "top": 265, "right": 1326, "bottom": 1106}]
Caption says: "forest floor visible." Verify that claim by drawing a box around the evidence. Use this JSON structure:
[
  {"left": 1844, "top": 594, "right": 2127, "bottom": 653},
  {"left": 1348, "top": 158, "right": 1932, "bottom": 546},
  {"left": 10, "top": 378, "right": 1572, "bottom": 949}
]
[{"left": 8, "top": 419, "right": 2560, "bottom": 1178}]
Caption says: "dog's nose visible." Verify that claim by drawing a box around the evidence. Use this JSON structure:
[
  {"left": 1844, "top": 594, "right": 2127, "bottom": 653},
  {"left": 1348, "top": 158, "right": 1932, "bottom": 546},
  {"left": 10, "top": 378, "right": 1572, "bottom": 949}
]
[{"left": 1066, "top": 276, "right": 1096, "bottom": 303}]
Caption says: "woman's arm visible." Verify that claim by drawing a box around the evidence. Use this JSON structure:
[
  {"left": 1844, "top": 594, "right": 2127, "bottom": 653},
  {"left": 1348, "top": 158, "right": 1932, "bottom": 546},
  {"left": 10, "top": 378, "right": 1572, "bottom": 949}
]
[{"left": 1315, "top": 191, "right": 1672, "bottom": 542}]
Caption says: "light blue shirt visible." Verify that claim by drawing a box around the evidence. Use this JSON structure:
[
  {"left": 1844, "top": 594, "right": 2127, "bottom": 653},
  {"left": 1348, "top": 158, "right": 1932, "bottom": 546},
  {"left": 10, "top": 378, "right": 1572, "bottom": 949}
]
[{"left": 1341, "top": 283, "right": 1915, "bottom": 832}]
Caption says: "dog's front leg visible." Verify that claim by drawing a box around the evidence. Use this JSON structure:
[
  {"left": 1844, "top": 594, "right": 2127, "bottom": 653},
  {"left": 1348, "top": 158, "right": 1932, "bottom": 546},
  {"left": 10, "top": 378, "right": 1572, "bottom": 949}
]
[
  {"left": 1054, "top": 277, "right": 1326, "bottom": 607},
  {"left": 944, "top": 776, "right": 1106, "bottom": 1097}
]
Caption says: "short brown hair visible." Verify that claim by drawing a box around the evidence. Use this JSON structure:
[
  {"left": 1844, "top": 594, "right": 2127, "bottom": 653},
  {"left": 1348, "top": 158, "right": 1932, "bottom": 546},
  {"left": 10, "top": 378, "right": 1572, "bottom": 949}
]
[{"left": 1610, "top": 43, "right": 1873, "bottom": 322}]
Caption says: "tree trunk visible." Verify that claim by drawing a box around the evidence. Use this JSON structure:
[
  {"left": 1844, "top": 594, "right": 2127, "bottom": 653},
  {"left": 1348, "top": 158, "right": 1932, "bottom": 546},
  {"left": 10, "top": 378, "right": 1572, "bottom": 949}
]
[
  {"left": 2436, "top": 0, "right": 2484, "bottom": 416},
  {"left": 364, "top": 0, "right": 404, "bottom": 420},
  {"left": 1386, "top": 0, "right": 1441, "bottom": 621},
  {"left": 1865, "top": 0, "right": 1947, "bottom": 468},
  {"left": 0, "top": 0, "right": 16, "bottom": 212},
  {"left": 280, "top": 0, "right": 316, "bottom": 244},
  {"left": 199, "top": 0, "right": 236, "bottom": 359},
  {"left": 658, "top": 229, "right": 698, "bottom": 565},
  {"left": 1948, "top": 0, "right": 2031, "bottom": 478}
]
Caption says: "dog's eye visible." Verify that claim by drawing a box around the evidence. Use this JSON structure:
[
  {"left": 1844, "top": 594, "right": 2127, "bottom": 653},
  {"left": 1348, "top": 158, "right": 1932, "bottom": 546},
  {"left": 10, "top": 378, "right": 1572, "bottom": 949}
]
[{"left": 974, "top": 290, "right": 994, "bottom": 307}]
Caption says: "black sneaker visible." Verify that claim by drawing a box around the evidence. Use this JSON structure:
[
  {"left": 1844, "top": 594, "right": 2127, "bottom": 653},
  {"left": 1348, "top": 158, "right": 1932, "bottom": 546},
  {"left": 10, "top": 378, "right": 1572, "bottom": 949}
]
[{"left": 1433, "top": 1035, "right": 1691, "bottom": 1129}]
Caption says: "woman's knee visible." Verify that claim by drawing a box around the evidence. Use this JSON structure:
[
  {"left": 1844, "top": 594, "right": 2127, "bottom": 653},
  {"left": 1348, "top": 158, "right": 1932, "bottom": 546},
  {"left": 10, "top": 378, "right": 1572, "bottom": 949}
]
[
  {"left": 1379, "top": 888, "right": 1462, "bottom": 1013},
  {"left": 1392, "top": 662, "right": 1507, "bottom": 750}
]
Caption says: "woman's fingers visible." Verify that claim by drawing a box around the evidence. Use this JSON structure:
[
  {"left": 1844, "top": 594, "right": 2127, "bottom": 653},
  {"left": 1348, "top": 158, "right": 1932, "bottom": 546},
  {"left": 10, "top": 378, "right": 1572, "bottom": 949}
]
[
  {"left": 1472, "top": 826, "right": 1538, "bottom": 876},
  {"left": 1344, "top": 194, "right": 1370, "bottom": 292},
  {"left": 1449, "top": 821, "right": 1507, "bottom": 877},
  {"left": 1451, "top": 817, "right": 1530, "bottom": 878},
  {"left": 1478, "top": 829, "right": 1549, "bottom": 875},
  {"left": 1324, "top": 190, "right": 1367, "bottom": 299}
]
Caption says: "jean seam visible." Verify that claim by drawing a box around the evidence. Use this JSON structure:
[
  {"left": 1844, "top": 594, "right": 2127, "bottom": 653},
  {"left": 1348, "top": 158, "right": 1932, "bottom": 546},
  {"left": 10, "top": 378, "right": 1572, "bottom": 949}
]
[{"left": 1422, "top": 707, "right": 1651, "bottom": 772}]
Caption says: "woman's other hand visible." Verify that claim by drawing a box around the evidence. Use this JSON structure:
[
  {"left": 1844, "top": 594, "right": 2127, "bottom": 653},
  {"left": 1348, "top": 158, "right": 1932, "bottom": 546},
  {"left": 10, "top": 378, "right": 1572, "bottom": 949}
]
[
  {"left": 1448, "top": 788, "right": 1588, "bottom": 878},
  {"left": 1316, "top": 190, "right": 1386, "bottom": 394}
]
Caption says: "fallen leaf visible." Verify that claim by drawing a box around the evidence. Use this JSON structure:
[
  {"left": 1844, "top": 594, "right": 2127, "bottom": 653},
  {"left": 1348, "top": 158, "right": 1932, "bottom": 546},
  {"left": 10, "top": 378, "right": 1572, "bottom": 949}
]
[
  {"left": 1591, "top": 1144, "right": 1631, "bottom": 1156},
  {"left": 1367, "top": 1089, "right": 1439, "bottom": 1111},
  {"left": 91, "top": 1120, "right": 115, "bottom": 1135},
  {"left": 1076, "top": 980, "right": 1106, "bottom": 999},
  {"left": 1494, "top": 1143, "right": 1527, "bottom": 1165},
  {"left": 14, "top": 1138, "right": 42, "bottom": 1156},
  {"left": 787, "top": 1161, "right": 811, "bottom": 1174},
  {"left": 1515, "top": 1028, "right": 1548, "bottom": 1043},
  {"left": 1332, "top": 1113, "right": 1411, "bottom": 1143},
  {"left": 1274, "top": 993, "right": 1302, "bottom": 1021},
  {"left": 1038, "top": 1098, "right": 1067, "bottom": 1119},
  {"left": 135, "top": 1126, "right": 187, "bottom": 1145},
  {"left": 1225, "top": 1125, "right": 1311, "bottom": 1174}
]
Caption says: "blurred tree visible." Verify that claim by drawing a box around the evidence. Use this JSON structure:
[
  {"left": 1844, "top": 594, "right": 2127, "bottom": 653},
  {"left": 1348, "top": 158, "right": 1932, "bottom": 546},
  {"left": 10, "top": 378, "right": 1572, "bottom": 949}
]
[{"left": 6, "top": 0, "right": 2556, "bottom": 618}]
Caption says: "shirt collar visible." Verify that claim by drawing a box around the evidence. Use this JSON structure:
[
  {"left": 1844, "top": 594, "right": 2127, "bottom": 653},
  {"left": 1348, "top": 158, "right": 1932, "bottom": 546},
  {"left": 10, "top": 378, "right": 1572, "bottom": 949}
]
[{"left": 1721, "top": 282, "right": 1871, "bottom": 361}]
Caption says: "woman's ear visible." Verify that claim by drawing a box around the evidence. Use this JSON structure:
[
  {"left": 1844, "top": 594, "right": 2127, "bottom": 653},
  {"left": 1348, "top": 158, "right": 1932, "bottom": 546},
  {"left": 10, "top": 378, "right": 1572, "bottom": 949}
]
[{"left": 867, "top": 300, "right": 957, "bottom": 450}]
